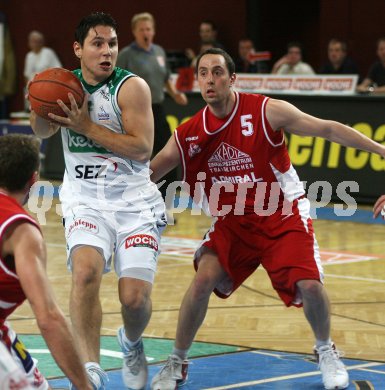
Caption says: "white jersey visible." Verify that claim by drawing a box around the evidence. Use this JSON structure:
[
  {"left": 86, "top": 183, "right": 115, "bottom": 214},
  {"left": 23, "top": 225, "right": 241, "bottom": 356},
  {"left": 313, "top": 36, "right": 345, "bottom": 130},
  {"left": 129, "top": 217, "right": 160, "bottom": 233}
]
[{"left": 60, "top": 68, "right": 163, "bottom": 214}]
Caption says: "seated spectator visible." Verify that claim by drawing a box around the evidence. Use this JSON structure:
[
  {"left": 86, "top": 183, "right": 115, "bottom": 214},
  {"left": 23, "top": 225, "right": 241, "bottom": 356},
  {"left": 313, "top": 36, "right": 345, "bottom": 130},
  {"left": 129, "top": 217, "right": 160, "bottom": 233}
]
[
  {"left": 23, "top": 30, "right": 62, "bottom": 84},
  {"left": 190, "top": 42, "right": 214, "bottom": 68},
  {"left": 357, "top": 37, "right": 385, "bottom": 93},
  {"left": 319, "top": 38, "right": 360, "bottom": 76},
  {"left": 235, "top": 38, "right": 269, "bottom": 73},
  {"left": 272, "top": 41, "right": 315, "bottom": 75},
  {"left": 185, "top": 20, "right": 225, "bottom": 64}
]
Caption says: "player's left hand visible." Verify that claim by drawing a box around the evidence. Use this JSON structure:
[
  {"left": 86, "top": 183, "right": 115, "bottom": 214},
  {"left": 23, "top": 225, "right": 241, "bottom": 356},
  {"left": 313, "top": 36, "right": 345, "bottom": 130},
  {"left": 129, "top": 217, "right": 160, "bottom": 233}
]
[{"left": 48, "top": 93, "right": 91, "bottom": 135}]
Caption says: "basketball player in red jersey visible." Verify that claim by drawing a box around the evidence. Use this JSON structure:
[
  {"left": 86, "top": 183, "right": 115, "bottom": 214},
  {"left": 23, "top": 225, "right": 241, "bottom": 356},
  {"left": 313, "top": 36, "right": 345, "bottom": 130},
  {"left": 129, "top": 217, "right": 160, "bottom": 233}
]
[
  {"left": 149, "top": 48, "right": 385, "bottom": 390},
  {"left": 0, "top": 135, "right": 92, "bottom": 389}
]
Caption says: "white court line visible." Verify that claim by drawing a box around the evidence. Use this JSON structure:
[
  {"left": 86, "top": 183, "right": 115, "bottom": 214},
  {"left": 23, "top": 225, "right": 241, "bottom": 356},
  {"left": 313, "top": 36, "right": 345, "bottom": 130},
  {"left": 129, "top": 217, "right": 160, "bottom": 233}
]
[
  {"left": 250, "top": 350, "right": 288, "bottom": 358},
  {"left": 203, "top": 362, "right": 382, "bottom": 389},
  {"left": 359, "top": 367, "right": 385, "bottom": 375},
  {"left": 324, "top": 273, "right": 385, "bottom": 283},
  {"left": 101, "top": 327, "right": 159, "bottom": 340},
  {"left": 29, "top": 348, "right": 154, "bottom": 361}
]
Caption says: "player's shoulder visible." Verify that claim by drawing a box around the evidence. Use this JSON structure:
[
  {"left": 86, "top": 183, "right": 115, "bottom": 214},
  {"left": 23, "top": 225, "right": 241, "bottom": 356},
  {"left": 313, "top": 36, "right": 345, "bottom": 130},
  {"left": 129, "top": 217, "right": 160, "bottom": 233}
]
[
  {"left": 0, "top": 193, "right": 23, "bottom": 215},
  {"left": 107, "top": 68, "right": 144, "bottom": 97},
  {"left": 238, "top": 92, "right": 268, "bottom": 110},
  {"left": 113, "top": 67, "right": 137, "bottom": 81},
  {"left": 118, "top": 72, "right": 149, "bottom": 94},
  {"left": 176, "top": 108, "right": 205, "bottom": 134},
  {"left": 0, "top": 194, "right": 38, "bottom": 232},
  {"left": 240, "top": 92, "right": 267, "bottom": 102}
]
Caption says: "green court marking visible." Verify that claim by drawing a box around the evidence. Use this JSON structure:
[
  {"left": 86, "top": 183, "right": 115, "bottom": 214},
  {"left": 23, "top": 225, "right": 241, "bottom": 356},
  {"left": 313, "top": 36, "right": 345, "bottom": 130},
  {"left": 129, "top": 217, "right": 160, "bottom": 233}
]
[{"left": 19, "top": 334, "right": 242, "bottom": 378}]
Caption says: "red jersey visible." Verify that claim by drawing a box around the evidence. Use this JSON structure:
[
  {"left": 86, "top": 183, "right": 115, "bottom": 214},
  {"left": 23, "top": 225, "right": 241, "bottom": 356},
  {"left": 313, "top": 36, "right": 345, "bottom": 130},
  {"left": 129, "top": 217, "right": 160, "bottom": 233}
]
[
  {"left": 175, "top": 92, "right": 305, "bottom": 216},
  {"left": 0, "top": 192, "right": 39, "bottom": 323}
]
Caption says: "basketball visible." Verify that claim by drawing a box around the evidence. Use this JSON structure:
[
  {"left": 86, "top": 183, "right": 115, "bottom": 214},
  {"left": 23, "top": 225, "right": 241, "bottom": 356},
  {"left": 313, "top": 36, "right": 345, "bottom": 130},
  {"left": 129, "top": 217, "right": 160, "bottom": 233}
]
[{"left": 28, "top": 67, "right": 85, "bottom": 120}]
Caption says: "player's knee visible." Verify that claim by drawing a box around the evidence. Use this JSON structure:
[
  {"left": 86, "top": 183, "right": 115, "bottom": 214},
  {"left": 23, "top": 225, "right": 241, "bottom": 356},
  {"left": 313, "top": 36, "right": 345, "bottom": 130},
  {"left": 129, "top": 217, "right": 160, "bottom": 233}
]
[
  {"left": 72, "top": 265, "right": 101, "bottom": 288},
  {"left": 190, "top": 274, "right": 216, "bottom": 300},
  {"left": 297, "top": 279, "right": 323, "bottom": 299},
  {"left": 120, "top": 289, "right": 149, "bottom": 311}
]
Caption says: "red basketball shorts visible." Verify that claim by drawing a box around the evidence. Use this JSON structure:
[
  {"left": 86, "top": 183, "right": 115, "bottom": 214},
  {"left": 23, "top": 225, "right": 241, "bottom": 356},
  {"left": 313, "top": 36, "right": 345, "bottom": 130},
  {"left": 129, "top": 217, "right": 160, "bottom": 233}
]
[{"left": 194, "top": 197, "right": 323, "bottom": 307}]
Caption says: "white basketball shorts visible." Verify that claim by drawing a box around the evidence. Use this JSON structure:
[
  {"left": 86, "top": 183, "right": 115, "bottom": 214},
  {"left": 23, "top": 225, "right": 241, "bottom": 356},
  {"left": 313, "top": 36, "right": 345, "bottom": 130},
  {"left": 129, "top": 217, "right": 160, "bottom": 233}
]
[{"left": 63, "top": 203, "right": 166, "bottom": 280}]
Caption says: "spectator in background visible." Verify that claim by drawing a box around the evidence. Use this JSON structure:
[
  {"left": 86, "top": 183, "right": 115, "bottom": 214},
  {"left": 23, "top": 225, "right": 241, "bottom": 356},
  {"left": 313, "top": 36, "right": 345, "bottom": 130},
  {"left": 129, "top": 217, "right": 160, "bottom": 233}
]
[
  {"left": 357, "top": 37, "right": 385, "bottom": 93},
  {"left": 24, "top": 30, "right": 62, "bottom": 83},
  {"left": 190, "top": 42, "right": 214, "bottom": 68},
  {"left": 185, "top": 20, "right": 225, "bottom": 65},
  {"left": 0, "top": 12, "right": 16, "bottom": 119},
  {"left": 198, "top": 20, "right": 225, "bottom": 49},
  {"left": 24, "top": 30, "right": 62, "bottom": 111},
  {"left": 319, "top": 38, "right": 360, "bottom": 76},
  {"left": 272, "top": 41, "right": 315, "bottom": 75},
  {"left": 116, "top": 12, "right": 187, "bottom": 220},
  {"left": 235, "top": 38, "right": 269, "bottom": 73}
]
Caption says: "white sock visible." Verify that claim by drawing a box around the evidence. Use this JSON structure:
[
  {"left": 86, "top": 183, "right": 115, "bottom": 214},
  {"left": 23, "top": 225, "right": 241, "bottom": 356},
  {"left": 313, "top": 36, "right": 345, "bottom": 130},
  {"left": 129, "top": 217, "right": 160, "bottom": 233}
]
[
  {"left": 85, "top": 361, "right": 102, "bottom": 370},
  {"left": 121, "top": 329, "right": 141, "bottom": 349},
  {"left": 316, "top": 338, "right": 332, "bottom": 348},
  {"left": 172, "top": 347, "right": 189, "bottom": 360}
]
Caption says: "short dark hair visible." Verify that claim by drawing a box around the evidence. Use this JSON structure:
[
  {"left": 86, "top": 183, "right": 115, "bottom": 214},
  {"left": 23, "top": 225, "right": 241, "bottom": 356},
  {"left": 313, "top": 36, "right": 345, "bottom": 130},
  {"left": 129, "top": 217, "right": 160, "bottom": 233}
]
[
  {"left": 200, "top": 20, "right": 217, "bottom": 31},
  {"left": 0, "top": 135, "right": 40, "bottom": 192},
  {"left": 329, "top": 38, "right": 347, "bottom": 52},
  {"left": 287, "top": 41, "right": 303, "bottom": 52},
  {"left": 75, "top": 12, "right": 118, "bottom": 46},
  {"left": 195, "top": 48, "right": 235, "bottom": 75}
]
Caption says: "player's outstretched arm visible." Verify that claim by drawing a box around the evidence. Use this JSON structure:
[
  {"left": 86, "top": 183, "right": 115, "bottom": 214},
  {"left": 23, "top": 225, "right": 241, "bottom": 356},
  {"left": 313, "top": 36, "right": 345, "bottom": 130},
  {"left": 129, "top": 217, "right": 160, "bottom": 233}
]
[
  {"left": 8, "top": 222, "right": 92, "bottom": 390},
  {"left": 266, "top": 98, "right": 385, "bottom": 157}
]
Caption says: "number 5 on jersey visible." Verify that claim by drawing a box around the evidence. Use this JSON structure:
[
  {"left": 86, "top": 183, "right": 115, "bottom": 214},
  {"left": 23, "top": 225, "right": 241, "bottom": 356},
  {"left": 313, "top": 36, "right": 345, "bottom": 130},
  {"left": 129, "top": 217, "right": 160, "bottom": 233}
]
[{"left": 241, "top": 114, "right": 254, "bottom": 136}]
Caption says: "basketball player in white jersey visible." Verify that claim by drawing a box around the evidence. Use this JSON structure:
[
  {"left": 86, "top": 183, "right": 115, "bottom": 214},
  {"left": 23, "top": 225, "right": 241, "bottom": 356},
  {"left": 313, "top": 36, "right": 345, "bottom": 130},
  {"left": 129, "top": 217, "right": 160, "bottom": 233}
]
[
  {"left": 30, "top": 12, "right": 165, "bottom": 390},
  {"left": 149, "top": 48, "right": 385, "bottom": 390}
]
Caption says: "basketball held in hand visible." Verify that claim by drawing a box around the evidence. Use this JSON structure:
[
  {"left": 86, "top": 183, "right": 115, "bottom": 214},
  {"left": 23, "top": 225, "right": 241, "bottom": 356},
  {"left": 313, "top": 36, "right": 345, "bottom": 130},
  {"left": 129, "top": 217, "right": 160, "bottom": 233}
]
[{"left": 28, "top": 67, "right": 84, "bottom": 120}]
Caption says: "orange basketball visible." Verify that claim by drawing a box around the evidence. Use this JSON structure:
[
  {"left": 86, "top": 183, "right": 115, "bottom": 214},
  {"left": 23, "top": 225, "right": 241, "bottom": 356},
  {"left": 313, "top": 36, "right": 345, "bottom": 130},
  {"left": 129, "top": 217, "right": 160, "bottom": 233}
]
[{"left": 28, "top": 67, "right": 85, "bottom": 120}]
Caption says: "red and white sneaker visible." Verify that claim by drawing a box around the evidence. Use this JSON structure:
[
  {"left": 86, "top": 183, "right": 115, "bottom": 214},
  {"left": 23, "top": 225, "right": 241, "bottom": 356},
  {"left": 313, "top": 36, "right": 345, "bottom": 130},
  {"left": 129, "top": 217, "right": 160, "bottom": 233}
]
[
  {"left": 151, "top": 354, "right": 189, "bottom": 390},
  {"left": 314, "top": 343, "right": 349, "bottom": 390}
]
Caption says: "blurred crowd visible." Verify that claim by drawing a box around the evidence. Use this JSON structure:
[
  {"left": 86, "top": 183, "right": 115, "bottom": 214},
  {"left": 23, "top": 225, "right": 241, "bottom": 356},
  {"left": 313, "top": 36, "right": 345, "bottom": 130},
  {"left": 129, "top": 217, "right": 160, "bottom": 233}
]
[{"left": 1, "top": 12, "right": 385, "bottom": 120}]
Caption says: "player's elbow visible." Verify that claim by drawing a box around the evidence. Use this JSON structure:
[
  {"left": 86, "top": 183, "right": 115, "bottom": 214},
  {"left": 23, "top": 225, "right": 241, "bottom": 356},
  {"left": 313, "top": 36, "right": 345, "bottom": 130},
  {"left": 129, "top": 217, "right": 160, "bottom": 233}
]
[
  {"left": 139, "top": 139, "right": 155, "bottom": 162},
  {"left": 36, "top": 306, "right": 65, "bottom": 333},
  {"left": 135, "top": 149, "right": 152, "bottom": 163},
  {"left": 323, "top": 121, "right": 338, "bottom": 140}
]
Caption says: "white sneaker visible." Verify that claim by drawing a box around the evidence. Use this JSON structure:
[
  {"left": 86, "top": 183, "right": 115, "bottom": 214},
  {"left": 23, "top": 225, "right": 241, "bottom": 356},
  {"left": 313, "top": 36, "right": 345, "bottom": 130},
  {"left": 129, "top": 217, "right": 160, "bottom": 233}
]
[
  {"left": 314, "top": 343, "right": 349, "bottom": 390},
  {"left": 151, "top": 354, "right": 189, "bottom": 390},
  {"left": 117, "top": 326, "right": 148, "bottom": 390},
  {"left": 69, "top": 364, "right": 108, "bottom": 390}
]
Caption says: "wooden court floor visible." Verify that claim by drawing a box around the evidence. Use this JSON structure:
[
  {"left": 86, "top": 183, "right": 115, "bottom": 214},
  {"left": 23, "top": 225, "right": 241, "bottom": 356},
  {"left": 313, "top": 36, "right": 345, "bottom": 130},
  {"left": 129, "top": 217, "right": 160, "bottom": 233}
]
[{"left": 11, "top": 197, "right": 385, "bottom": 364}]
